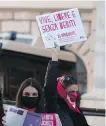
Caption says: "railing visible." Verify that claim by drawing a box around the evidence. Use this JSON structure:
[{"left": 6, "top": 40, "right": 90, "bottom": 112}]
[
  {"left": 81, "top": 108, "right": 105, "bottom": 117},
  {"left": 3, "top": 100, "right": 105, "bottom": 117},
  {"left": 3, "top": 100, "right": 16, "bottom": 105}
]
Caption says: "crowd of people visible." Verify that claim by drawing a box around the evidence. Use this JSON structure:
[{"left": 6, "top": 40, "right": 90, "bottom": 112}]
[{"left": 0, "top": 47, "right": 89, "bottom": 126}]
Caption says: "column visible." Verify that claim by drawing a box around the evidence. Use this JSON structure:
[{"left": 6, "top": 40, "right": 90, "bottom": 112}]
[
  {"left": 80, "top": 1, "right": 105, "bottom": 110},
  {"left": 93, "top": 1, "right": 105, "bottom": 91}
]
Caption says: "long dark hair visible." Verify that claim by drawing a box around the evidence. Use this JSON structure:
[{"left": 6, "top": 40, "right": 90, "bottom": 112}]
[
  {"left": 16, "top": 78, "right": 44, "bottom": 113},
  {"left": 0, "top": 88, "right": 4, "bottom": 125}
]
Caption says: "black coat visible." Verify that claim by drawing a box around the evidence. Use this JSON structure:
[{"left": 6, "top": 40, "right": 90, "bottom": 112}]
[
  {"left": 0, "top": 89, "right": 4, "bottom": 126},
  {"left": 44, "top": 60, "right": 89, "bottom": 126}
]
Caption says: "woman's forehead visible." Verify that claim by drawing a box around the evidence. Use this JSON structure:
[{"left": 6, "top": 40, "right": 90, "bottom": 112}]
[
  {"left": 23, "top": 86, "right": 38, "bottom": 93},
  {"left": 66, "top": 84, "right": 79, "bottom": 91}
]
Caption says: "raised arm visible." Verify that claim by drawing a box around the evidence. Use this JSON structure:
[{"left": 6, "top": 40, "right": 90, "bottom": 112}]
[{"left": 44, "top": 47, "right": 60, "bottom": 113}]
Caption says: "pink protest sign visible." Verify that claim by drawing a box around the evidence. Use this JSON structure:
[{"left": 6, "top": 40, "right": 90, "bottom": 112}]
[{"left": 36, "top": 8, "right": 87, "bottom": 48}]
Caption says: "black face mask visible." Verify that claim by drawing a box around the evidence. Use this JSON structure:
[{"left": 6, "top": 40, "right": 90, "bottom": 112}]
[{"left": 22, "top": 96, "right": 39, "bottom": 109}]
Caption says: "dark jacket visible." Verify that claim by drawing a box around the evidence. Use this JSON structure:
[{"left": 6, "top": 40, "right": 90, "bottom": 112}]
[
  {"left": 44, "top": 60, "right": 89, "bottom": 126},
  {"left": 0, "top": 89, "right": 4, "bottom": 126}
]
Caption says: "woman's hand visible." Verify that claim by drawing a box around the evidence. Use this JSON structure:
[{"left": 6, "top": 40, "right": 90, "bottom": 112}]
[
  {"left": 2, "top": 116, "right": 6, "bottom": 126},
  {"left": 52, "top": 45, "right": 60, "bottom": 61}
]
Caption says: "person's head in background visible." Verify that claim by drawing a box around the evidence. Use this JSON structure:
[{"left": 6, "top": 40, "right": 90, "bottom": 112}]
[
  {"left": 57, "top": 75, "right": 80, "bottom": 110},
  {"left": 16, "top": 78, "right": 44, "bottom": 113}
]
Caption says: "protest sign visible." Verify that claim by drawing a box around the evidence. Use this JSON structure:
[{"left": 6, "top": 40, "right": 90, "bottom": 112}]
[
  {"left": 41, "top": 113, "right": 62, "bottom": 126},
  {"left": 36, "top": 8, "right": 87, "bottom": 48},
  {"left": 6, "top": 107, "right": 28, "bottom": 126},
  {"left": 6, "top": 106, "right": 62, "bottom": 126}
]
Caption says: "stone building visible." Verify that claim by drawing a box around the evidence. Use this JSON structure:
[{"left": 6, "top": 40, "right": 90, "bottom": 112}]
[{"left": 0, "top": 1, "right": 105, "bottom": 126}]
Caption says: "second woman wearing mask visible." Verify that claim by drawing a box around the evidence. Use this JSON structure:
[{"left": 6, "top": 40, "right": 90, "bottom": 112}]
[{"left": 2, "top": 78, "right": 44, "bottom": 125}]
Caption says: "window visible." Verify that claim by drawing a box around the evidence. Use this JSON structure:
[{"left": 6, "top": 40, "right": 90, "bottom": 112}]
[{"left": 4, "top": 67, "right": 34, "bottom": 101}]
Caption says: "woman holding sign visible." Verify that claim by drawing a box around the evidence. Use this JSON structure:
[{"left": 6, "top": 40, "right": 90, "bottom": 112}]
[
  {"left": 44, "top": 47, "right": 89, "bottom": 126},
  {"left": 2, "top": 78, "right": 44, "bottom": 126}
]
